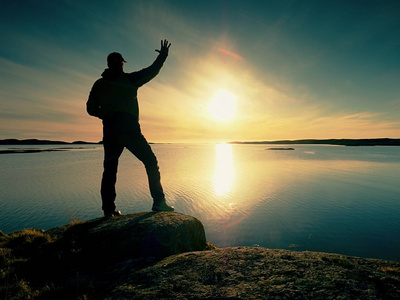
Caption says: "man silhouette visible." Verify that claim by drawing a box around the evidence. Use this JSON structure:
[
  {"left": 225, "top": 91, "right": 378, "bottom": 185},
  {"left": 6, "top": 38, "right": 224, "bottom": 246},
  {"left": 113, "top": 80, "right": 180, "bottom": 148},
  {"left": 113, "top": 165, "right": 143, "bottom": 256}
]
[{"left": 87, "top": 39, "right": 174, "bottom": 218}]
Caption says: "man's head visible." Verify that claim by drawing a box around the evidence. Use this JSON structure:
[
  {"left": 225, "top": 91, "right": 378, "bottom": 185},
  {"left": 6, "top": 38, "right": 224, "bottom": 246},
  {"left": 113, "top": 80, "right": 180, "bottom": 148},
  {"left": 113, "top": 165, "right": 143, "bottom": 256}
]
[{"left": 107, "top": 52, "right": 126, "bottom": 70}]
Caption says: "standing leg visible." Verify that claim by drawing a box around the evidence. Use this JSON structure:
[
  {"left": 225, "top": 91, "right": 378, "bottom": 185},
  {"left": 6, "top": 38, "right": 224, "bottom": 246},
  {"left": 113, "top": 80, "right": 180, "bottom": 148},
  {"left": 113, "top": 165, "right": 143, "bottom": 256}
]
[
  {"left": 126, "top": 134, "right": 174, "bottom": 211},
  {"left": 101, "top": 142, "right": 124, "bottom": 214},
  {"left": 125, "top": 134, "right": 164, "bottom": 200}
]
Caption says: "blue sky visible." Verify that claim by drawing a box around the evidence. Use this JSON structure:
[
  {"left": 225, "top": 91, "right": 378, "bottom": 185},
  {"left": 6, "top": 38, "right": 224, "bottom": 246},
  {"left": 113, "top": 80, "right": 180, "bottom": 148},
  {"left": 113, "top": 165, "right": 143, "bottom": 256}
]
[{"left": 0, "top": 0, "right": 399, "bottom": 142}]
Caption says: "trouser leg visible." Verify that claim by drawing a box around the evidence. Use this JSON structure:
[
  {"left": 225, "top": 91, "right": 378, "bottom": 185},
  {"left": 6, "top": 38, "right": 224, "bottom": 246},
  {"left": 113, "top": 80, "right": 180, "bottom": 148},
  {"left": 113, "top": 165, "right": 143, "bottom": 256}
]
[
  {"left": 125, "top": 134, "right": 165, "bottom": 201},
  {"left": 101, "top": 142, "right": 124, "bottom": 213}
]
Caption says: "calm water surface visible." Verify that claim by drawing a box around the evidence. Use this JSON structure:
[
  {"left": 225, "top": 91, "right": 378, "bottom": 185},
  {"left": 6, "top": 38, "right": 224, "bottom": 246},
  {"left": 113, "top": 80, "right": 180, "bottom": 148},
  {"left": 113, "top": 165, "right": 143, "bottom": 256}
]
[{"left": 1, "top": 144, "right": 399, "bottom": 261}]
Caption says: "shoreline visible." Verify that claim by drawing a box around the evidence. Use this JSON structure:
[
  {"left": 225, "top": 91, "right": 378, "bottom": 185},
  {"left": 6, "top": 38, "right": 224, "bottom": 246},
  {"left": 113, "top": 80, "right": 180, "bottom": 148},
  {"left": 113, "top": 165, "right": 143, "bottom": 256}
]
[
  {"left": 0, "top": 146, "right": 97, "bottom": 154},
  {"left": 1, "top": 138, "right": 400, "bottom": 147},
  {"left": 230, "top": 138, "right": 400, "bottom": 146},
  {"left": 0, "top": 138, "right": 100, "bottom": 145}
]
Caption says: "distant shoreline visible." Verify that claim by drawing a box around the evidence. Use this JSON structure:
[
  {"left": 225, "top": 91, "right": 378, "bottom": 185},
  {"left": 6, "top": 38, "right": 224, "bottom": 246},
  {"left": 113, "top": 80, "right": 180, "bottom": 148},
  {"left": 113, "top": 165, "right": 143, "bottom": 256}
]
[
  {"left": 1, "top": 138, "right": 400, "bottom": 147},
  {"left": 230, "top": 138, "right": 400, "bottom": 146},
  {"left": 0, "top": 139, "right": 101, "bottom": 145},
  {"left": 0, "top": 139, "right": 100, "bottom": 154}
]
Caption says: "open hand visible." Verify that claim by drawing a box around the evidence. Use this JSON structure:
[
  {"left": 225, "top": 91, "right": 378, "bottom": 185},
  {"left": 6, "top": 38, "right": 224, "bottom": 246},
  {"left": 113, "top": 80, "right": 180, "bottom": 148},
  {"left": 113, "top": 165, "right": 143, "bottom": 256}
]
[{"left": 155, "top": 39, "right": 171, "bottom": 55}]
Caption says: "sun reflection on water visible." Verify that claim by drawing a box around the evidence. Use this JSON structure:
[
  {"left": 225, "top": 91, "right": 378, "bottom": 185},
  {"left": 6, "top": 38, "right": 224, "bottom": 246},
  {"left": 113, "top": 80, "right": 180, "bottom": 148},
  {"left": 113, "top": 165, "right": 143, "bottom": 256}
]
[{"left": 214, "top": 143, "right": 234, "bottom": 196}]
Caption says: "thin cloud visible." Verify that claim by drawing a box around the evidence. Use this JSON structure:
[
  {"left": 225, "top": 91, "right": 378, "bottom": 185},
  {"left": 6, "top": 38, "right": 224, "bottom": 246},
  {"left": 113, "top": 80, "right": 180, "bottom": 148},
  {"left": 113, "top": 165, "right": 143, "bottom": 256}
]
[{"left": 217, "top": 48, "right": 244, "bottom": 61}]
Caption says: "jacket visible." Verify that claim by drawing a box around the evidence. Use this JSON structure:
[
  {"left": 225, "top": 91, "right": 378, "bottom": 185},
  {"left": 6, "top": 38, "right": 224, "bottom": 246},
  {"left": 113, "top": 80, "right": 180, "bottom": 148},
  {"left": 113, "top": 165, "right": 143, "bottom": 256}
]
[{"left": 86, "top": 52, "right": 167, "bottom": 122}]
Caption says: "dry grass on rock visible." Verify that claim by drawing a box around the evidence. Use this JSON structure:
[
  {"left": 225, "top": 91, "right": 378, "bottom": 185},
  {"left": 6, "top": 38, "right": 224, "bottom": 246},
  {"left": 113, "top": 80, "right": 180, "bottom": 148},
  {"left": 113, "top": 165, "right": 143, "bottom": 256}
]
[{"left": 110, "top": 247, "right": 400, "bottom": 299}]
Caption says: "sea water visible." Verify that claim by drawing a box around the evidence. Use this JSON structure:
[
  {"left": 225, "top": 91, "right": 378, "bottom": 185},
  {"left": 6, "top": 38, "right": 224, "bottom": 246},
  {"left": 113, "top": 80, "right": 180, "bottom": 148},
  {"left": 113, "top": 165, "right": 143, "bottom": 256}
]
[{"left": 0, "top": 143, "right": 399, "bottom": 261}]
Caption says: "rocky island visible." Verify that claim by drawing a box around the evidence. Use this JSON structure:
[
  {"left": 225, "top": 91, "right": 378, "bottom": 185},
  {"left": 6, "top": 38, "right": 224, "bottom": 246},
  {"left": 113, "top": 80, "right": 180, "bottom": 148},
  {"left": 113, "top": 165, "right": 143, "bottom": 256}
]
[{"left": 1, "top": 212, "right": 399, "bottom": 299}]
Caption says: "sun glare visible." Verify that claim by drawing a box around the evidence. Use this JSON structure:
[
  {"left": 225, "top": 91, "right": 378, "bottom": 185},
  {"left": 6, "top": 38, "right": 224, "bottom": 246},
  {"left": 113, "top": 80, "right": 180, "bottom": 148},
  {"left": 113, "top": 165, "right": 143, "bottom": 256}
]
[
  {"left": 209, "top": 90, "right": 236, "bottom": 121},
  {"left": 214, "top": 143, "right": 234, "bottom": 196}
]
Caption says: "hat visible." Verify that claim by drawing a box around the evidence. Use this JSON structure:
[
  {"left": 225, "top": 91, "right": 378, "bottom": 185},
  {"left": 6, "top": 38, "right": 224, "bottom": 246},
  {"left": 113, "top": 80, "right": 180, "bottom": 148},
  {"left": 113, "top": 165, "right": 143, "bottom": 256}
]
[{"left": 107, "top": 52, "right": 127, "bottom": 64}]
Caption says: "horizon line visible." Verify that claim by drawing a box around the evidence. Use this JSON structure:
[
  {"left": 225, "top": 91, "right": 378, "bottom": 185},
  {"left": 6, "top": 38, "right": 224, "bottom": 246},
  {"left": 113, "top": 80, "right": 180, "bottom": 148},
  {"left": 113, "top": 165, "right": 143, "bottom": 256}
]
[{"left": 1, "top": 137, "right": 400, "bottom": 146}]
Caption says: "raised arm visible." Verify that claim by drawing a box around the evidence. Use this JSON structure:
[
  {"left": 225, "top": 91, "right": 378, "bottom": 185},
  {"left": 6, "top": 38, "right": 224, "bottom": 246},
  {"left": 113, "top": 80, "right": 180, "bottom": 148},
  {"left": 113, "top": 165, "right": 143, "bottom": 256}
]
[{"left": 128, "top": 39, "right": 171, "bottom": 87}]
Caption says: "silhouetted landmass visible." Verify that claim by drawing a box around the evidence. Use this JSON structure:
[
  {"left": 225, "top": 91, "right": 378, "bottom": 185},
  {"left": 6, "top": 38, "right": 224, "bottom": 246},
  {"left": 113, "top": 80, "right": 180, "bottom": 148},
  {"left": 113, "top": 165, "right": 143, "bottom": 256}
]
[
  {"left": 2, "top": 138, "right": 400, "bottom": 147},
  {"left": 231, "top": 138, "right": 400, "bottom": 146},
  {"left": 0, "top": 139, "right": 100, "bottom": 154},
  {"left": 72, "top": 140, "right": 96, "bottom": 144},
  {"left": 0, "top": 139, "right": 100, "bottom": 145},
  {"left": 0, "top": 149, "right": 67, "bottom": 154},
  {"left": 267, "top": 147, "right": 295, "bottom": 150}
]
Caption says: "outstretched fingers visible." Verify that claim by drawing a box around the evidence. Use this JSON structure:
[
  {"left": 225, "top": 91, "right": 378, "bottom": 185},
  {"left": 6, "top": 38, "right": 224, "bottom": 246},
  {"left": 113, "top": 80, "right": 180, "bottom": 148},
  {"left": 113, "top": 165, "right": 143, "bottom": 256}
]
[
  {"left": 156, "top": 39, "right": 171, "bottom": 54},
  {"left": 162, "top": 39, "right": 171, "bottom": 49}
]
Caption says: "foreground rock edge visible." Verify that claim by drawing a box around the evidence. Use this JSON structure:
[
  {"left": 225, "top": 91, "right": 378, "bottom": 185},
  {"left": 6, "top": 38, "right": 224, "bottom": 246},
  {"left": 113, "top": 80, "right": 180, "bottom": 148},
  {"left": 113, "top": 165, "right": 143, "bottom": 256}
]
[{"left": 109, "top": 246, "right": 400, "bottom": 299}]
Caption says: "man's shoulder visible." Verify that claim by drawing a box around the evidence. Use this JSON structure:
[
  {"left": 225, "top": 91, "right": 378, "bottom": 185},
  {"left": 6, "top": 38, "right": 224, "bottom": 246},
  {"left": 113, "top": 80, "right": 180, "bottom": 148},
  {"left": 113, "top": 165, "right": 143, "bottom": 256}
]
[
  {"left": 126, "top": 71, "right": 142, "bottom": 83},
  {"left": 93, "top": 76, "right": 114, "bottom": 86},
  {"left": 93, "top": 77, "right": 105, "bottom": 84},
  {"left": 90, "top": 78, "right": 103, "bottom": 90},
  {"left": 92, "top": 74, "right": 134, "bottom": 90}
]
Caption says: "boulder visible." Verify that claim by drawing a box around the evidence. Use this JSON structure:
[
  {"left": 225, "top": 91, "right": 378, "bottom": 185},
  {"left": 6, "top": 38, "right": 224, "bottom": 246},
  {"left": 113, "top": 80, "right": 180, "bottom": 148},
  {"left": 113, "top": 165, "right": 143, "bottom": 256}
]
[{"left": 47, "top": 212, "right": 207, "bottom": 262}]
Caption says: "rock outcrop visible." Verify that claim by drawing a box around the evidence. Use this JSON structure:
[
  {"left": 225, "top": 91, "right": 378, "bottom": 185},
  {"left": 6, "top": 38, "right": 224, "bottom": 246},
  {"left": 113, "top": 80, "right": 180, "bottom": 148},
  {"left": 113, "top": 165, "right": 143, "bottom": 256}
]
[
  {"left": 1, "top": 212, "right": 400, "bottom": 299},
  {"left": 110, "top": 247, "right": 400, "bottom": 299},
  {"left": 47, "top": 211, "right": 207, "bottom": 261}
]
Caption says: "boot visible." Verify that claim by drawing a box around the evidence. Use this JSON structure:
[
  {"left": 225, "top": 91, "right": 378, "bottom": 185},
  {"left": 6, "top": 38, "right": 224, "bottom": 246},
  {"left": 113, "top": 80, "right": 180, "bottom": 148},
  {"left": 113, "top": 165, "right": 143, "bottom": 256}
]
[
  {"left": 152, "top": 198, "right": 174, "bottom": 212},
  {"left": 104, "top": 210, "right": 122, "bottom": 218}
]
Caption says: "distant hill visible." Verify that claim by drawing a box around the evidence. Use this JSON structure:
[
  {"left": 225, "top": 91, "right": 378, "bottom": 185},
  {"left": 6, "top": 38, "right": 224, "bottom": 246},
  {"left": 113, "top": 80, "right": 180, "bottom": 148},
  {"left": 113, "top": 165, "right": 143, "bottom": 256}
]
[
  {"left": 0, "top": 139, "right": 100, "bottom": 145},
  {"left": 230, "top": 138, "right": 400, "bottom": 146},
  {"left": 1, "top": 138, "right": 399, "bottom": 146}
]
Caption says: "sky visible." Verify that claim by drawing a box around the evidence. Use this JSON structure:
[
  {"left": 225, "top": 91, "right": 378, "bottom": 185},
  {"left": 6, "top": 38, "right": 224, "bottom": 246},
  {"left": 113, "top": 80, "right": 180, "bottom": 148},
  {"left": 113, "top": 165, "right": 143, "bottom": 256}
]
[{"left": 1, "top": 0, "right": 399, "bottom": 143}]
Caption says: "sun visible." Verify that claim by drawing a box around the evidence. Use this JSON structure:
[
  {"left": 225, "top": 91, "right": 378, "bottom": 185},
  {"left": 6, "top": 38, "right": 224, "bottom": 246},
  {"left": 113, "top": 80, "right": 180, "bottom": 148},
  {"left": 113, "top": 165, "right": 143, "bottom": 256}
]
[{"left": 209, "top": 90, "right": 237, "bottom": 121}]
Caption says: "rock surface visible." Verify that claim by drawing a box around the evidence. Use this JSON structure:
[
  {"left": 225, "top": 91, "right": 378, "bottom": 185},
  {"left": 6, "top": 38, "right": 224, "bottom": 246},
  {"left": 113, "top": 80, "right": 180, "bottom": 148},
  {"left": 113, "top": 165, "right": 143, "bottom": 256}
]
[
  {"left": 47, "top": 211, "right": 207, "bottom": 260},
  {"left": 1, "top": 212, "right": 400, "bottom": 299},
  {"left": 110, "top": 247, "right": 400, "bottom": 299}
]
